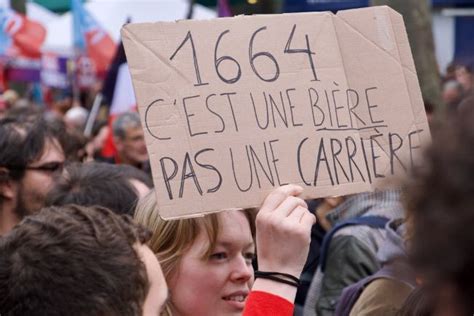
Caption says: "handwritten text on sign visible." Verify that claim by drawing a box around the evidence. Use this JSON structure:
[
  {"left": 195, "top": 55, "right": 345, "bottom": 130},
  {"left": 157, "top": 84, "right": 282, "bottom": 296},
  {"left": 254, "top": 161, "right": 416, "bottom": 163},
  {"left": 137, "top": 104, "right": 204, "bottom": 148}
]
[{"left": 122, "top": 7, "right": 430, "bottom": 218}]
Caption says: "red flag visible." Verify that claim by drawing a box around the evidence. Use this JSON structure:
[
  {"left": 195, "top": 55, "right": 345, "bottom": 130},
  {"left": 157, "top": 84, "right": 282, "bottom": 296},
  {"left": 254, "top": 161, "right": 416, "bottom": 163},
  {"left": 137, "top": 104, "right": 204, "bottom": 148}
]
[
  {"left": 83, "top": 27, "right": 115, "bottom": 74},
  {"left": 1, "top": 7, "right": 46, "bottom": 58}
]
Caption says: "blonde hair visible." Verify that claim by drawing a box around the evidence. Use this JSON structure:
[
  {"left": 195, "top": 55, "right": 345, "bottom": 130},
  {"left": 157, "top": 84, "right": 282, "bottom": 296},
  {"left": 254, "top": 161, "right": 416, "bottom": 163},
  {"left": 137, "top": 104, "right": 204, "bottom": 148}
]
[{"left": 134, "top": 191, "right": 256, "bottom": 313}]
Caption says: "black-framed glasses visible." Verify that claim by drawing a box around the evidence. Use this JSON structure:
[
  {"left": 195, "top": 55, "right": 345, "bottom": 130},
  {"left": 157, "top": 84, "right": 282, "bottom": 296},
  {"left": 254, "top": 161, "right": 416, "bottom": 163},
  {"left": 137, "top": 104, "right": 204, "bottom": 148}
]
[{"left": 24, "top": 161, "right": 65, "bottom": 174}]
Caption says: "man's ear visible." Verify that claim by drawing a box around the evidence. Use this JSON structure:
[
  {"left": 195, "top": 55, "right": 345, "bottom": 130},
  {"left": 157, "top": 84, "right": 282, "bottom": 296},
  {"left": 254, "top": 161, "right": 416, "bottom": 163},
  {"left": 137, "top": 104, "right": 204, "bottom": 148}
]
[
  {"left": 0, "top": 168, "right": 16, "bottom": 200},
  {"left": 113, "top": 136, "right": 124, "bottom": 152}
]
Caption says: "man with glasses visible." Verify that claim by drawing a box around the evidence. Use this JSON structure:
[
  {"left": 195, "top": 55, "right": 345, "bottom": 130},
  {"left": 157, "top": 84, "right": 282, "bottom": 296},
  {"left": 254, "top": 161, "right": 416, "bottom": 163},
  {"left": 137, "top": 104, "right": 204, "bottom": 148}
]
[{"left": 0, "top": 116, "right": 65, "bottom": 235}]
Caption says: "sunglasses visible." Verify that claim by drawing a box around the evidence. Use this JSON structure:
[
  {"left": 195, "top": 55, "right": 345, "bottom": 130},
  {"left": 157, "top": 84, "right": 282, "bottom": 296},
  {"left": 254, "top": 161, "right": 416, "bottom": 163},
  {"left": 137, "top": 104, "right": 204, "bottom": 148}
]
[{"left": 24, "top": 161, "right": 65, "bottom": 174}]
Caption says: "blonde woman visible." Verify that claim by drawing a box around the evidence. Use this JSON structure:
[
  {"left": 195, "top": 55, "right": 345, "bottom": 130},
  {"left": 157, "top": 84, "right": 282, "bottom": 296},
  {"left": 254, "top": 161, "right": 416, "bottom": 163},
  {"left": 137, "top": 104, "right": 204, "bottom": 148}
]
[{"left": 135, "top": 185, "right": 315, "bottom": 316}]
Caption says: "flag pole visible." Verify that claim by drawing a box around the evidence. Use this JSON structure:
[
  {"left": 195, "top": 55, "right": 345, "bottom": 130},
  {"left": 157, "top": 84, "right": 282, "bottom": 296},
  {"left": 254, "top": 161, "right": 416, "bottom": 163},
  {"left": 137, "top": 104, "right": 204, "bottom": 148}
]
[
  {"left": 71, "top": 0, "right": 81, "bottom": 109},
  {"left": 186, "top": 0, "right": 195, "bottom": 19},
  {"left": 84, "top": 92, "right": 102, "bottom": 137}
]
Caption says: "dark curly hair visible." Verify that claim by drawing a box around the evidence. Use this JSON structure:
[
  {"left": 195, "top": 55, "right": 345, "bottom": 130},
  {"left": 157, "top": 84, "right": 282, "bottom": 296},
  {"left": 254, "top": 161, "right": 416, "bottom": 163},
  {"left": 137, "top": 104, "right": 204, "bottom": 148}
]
[
  {"left": 404, "top": 102, "right": 474, "bottom": 315},
  {"left": 0, "top": 205, "right": 151, "bottom": 316},
  {"left": 46, "top": 162, "right": 139, "bottom": 216}
]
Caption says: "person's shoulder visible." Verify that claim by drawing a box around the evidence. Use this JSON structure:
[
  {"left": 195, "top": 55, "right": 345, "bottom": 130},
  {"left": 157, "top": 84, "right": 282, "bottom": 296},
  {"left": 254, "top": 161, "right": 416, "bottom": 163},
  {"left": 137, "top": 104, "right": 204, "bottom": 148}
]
[
  {"left": 458, "top": 89, "right": 474, "bottom": 113},
  {"left": 327, "top": 234, "right": 377, "bottom": 263},
  {"left": 350, "top": 278, "right": 412, "bottom": 316},
  {"left": 94, "top": 155, "right": 116, "bottom": 164}
]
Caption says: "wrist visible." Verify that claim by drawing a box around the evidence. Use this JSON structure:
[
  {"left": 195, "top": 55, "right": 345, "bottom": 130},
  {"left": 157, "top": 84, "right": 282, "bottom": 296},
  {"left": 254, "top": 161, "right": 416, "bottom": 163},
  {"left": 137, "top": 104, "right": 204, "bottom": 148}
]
[
  {"left": 256, "top": 263, "right": 302, "bottom": 279},
  {"left": 254, "top": 271, "right": 300, "bottom": 287}
]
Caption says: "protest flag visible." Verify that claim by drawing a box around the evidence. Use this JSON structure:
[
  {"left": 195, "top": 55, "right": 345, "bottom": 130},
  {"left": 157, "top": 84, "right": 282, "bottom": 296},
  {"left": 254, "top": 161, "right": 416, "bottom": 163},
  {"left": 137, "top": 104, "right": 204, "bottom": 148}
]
[
  {"left": 71, "top": 0, "right": 115, "bottom": 75},
  {"left": 102, "top": 41, "right": 135, "bottom": 115},
  {"left": 0, "top": 4, "right": 46, "bottom": 59},
  {"left": 97, "top": 40, "right": 136, "bottom": 157},
  {"left": 0, "top": 0, "right": 11, "bottom": 57}
]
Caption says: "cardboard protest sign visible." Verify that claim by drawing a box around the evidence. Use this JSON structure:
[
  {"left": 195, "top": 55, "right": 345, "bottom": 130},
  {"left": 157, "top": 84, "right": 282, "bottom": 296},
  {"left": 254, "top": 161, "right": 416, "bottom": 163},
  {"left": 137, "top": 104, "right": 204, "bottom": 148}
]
[{"left": 122, "top": 6, "right": 430, "bottom": 219}]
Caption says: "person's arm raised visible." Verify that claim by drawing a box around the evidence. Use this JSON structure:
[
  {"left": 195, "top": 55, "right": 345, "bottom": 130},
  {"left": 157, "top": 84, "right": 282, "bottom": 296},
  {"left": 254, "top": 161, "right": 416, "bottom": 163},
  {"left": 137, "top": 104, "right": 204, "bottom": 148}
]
[{"left": 244, "top": 185, "right": 316, "bottom": 315}]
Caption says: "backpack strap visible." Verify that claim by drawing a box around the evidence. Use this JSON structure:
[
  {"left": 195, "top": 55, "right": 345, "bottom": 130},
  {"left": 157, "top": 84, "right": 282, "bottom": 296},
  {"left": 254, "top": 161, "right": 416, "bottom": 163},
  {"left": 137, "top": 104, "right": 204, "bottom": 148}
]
[
  {"left": 320, "top": 216, "right": 389, "bottom": 273},
  {"left": 334, "top": 265, "right": 394, "bottom": 316}
]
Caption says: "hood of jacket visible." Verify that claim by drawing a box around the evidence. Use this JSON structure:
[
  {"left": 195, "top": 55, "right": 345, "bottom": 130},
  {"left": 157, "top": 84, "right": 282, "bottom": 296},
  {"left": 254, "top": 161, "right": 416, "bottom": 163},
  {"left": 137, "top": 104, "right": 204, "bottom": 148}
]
[
  {"left": 326, "top": 189, "right": 404, "bottom": 226},
  {"left": 376, "top": 218, "right": 407, "bottom": 264}
]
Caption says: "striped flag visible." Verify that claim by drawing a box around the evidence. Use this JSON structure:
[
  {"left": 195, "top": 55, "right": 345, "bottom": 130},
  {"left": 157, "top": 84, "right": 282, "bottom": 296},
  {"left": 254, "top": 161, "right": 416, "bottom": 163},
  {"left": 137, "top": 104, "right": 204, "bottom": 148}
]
[{"left": 100, "top": 41, "right": 137, "bottom": 157}]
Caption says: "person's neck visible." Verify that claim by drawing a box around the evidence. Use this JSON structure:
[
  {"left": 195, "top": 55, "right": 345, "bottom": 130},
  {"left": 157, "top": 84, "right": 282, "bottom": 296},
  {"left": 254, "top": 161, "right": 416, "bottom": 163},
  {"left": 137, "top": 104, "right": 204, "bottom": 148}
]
[
  {"left": 315, "top": 203, "right": 335, "bottom": 232},
  {"left": 0, "top": 204, "right": 20, "bottom": 236},
  {"left": 116, "top": 153, "right": 141, "bottom": 168}
]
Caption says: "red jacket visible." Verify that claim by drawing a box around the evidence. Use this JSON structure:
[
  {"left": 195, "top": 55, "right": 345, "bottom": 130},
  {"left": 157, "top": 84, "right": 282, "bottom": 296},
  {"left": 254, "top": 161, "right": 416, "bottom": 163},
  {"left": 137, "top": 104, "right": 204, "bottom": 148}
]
[{"left": 243, "top": 291, "right": 294, "bottom": 316}]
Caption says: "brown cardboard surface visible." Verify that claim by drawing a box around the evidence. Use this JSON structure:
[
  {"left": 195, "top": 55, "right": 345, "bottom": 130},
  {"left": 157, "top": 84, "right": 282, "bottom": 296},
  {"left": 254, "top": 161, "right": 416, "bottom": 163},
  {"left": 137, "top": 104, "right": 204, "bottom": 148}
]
[{"left": 121, "top": 6, "right": 430, "bottom": 219}]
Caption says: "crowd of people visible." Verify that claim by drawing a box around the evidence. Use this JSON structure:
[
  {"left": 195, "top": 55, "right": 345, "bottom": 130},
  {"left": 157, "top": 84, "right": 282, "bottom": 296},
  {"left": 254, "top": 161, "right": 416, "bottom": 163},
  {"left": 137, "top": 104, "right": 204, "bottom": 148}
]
[{"left": 0, "top": 58, "right": 474, "bottom": 316}]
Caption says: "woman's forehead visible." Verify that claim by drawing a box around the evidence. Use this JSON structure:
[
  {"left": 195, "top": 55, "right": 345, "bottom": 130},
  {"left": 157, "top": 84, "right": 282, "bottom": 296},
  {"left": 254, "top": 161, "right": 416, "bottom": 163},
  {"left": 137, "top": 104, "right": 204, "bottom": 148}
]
[
  {"left": 193, "top": 211, "right": 253, "bottom": 251},
  {"left": 215, "top": 211, "right": 253, "bottom": 242}
]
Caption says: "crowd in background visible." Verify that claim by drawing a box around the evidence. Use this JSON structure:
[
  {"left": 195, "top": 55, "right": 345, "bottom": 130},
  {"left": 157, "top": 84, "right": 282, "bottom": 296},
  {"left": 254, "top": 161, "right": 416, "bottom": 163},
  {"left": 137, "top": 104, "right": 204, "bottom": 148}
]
[{"left": 0, "top": 56, "right": 474, "bottom": 316}]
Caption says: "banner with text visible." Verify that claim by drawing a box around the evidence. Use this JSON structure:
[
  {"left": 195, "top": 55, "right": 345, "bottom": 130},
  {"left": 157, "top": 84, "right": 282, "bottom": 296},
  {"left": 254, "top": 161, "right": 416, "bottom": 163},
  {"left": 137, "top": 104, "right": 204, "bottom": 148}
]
[{"left": 122, "top": 6, "right": 430, "bottom": 219}]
